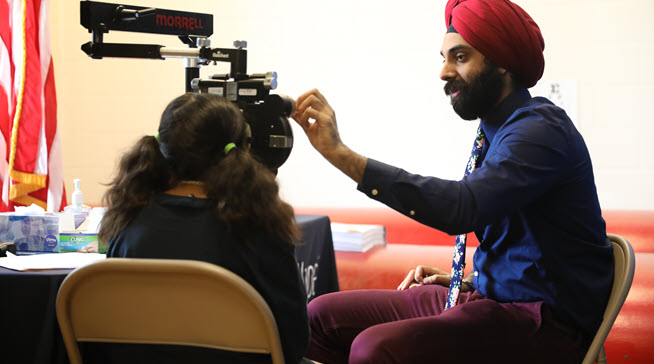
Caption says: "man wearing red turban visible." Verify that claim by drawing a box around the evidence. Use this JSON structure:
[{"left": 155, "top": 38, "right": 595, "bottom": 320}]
[
  {"left": 292, "top": 1, "right": 612, "bottom": 363},
  {"left": 445, "top": 0, "right": 545, "bottom": 89}
]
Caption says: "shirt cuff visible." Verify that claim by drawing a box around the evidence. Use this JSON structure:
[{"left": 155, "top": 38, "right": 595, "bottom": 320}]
[{"left": 356, "top": 158, "right": 400, "bottom": 202}]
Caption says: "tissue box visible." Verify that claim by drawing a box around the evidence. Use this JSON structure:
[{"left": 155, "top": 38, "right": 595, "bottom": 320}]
[
  {"left": 0, "top": 214, "right": 60, "bottom": 252},
  {"left": 59, "top": 232, "right": 103, "bottom": 253}
]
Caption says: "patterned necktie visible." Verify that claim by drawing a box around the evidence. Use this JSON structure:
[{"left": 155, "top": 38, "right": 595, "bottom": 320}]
[{"left": 444, "top": 125, "right": 486, "bottom": 310}]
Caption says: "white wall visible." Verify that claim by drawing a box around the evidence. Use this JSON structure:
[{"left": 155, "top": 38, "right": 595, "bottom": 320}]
[{"left": 50, "top": 0, "right": 654, "bottom": 210}]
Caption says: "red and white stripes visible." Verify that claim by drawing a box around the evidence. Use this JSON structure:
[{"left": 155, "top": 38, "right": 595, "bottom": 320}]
[{"left": 0, "top": 0, "right": 65, "bottom": 212}]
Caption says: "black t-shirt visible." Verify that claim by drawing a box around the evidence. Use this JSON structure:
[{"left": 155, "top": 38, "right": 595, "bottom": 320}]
[{"left": 97, "top": 193, "right": 309, "bottom": 364}]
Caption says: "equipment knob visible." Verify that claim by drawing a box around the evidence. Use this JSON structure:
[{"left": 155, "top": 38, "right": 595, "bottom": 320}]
[{"left": 196, "top": 37, "right": 210, "bottom": 47}]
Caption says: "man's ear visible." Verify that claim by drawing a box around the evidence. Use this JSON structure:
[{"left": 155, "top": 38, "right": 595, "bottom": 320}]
[{"left": 506, "top": 71, "right": 523, "bottom": 89}]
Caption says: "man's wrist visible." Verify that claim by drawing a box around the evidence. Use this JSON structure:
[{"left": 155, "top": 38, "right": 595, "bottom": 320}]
[
  {"left": 324, "top": 145, "right": 367, "bottom": 184},
  {"left": 462, "top": 280, "right": 475, "bottom": 291},
  {"left": 462, "top": 270, "right": 475, "bottom": 291},
  {"left": 321, "top": 143, "right": 348, "bottom": 164}
]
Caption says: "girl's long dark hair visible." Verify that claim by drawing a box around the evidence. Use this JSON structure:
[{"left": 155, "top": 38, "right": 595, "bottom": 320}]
[{"left": 99, "top": 93, "right": 299, "bottom": 245}]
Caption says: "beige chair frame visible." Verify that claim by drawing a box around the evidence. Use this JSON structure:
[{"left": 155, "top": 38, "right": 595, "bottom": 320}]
[
  {"left": 582, "top": 234, "right": 636, "bottom": 364},
  {"left": 56, "top": 258, "right": 285, "bottom": 364}
]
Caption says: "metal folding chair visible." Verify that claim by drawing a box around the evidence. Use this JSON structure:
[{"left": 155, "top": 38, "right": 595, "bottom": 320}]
[{"left": 56, "top": 258, "right": 285, "bottom": 364}]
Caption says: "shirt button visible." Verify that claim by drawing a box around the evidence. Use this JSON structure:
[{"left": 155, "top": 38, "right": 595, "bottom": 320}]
[
  {"left": 410, "top": 210, "right": 415, "bottom": 216},
  {"left": 371, "top": 189, "right": 378, "bottom": 196},
  {"left": 474, "top": 271, "right": 479, "bottom": 277}
]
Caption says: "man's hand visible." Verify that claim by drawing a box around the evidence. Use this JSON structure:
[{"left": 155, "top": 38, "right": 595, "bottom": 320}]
[
  {"left": 292, "top": 89, "right": 342, "bottom": 160},
  {"left": 292, "top": 89, "right": 367, "bottom": 184},
  {"left": 397, "top": 266, "right": 451, "bottom": 290},
  {"left": 397, "top": 266, "right": 476, "bottom": 292}
]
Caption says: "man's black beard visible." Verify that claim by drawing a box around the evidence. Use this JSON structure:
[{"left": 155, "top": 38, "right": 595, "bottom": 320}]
[{"left": 443, "top": 62, "right": 505, "bottom": 121}]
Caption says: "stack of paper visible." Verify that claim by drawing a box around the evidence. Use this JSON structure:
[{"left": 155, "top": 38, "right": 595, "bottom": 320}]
[
  {"left": 331, "top": 223, "right": 387, "bottom": 252},
  {"left": 0, "top": 252, "right": 106, "bottom": 271}
]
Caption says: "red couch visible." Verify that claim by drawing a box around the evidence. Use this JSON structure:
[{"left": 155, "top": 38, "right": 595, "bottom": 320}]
[{"left": 295, "top": 207, "right": 654, "bottom": 364}]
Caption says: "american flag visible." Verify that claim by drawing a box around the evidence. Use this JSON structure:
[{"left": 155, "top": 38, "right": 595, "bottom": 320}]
[{"left": 0, "top": 0, "right": 65, "bottom": 212}]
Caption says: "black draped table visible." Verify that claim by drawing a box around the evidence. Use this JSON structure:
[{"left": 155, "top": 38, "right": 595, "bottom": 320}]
[
  {"left": 0, "top": 214, "right": 338, "bottom": 364},
  {"left": 294, "top": 214, "right": 339, "bottom": 301}
]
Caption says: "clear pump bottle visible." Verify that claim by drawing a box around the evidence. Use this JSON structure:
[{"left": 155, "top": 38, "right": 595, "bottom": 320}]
[{"left": 64, "top": 179, "right": 91, "bottom": 215}]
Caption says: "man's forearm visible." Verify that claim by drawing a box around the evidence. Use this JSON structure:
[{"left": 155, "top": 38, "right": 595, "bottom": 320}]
[{"left": 323, "top": 145, "right": 368, "bottom": 185}]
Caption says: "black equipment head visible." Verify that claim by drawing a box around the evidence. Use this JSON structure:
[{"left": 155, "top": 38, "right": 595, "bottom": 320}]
[{"left": 79, "top": 1, "right": 293, "bottom": 171}]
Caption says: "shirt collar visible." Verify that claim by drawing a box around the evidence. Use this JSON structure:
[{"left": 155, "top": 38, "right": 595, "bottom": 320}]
[{"left": 480, "top": 88, "right": 532, "bottom": 144}]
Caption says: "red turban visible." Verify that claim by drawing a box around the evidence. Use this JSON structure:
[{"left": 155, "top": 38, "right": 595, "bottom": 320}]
[{"left": 445, "top": 0, "right": 545, "bottom": 88}]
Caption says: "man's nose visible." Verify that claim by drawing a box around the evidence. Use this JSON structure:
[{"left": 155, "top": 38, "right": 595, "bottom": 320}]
[{"left": 440, "top": 61, "right": 456, "bottom": 81}]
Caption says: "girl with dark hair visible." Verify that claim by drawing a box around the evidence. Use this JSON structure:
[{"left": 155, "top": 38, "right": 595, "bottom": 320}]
[{"left": 96, "top": 93, "right": 309, "bottom": 364}]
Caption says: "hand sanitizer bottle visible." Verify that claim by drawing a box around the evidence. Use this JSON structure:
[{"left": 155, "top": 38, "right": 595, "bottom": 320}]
[{"left": 64, "top": 179, "right": 91, "bottom": 227}]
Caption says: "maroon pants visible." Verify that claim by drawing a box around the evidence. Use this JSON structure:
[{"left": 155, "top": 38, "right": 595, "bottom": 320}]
[{"left": 305, "top": 285, "right": 588, "bottom": 364}]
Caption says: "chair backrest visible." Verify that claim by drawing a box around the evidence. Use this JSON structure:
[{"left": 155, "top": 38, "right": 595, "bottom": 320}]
[
  {"left": 56, "top": 258, "right": 285, "bottom": 364},
  {"left": 582, "top": 234, "right": 636, "bottom": 364}
]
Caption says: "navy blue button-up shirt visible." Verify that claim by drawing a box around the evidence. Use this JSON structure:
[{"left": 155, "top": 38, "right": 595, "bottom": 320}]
[{"left": 358, "top": 88, "right": 613, "bottom": 334}]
